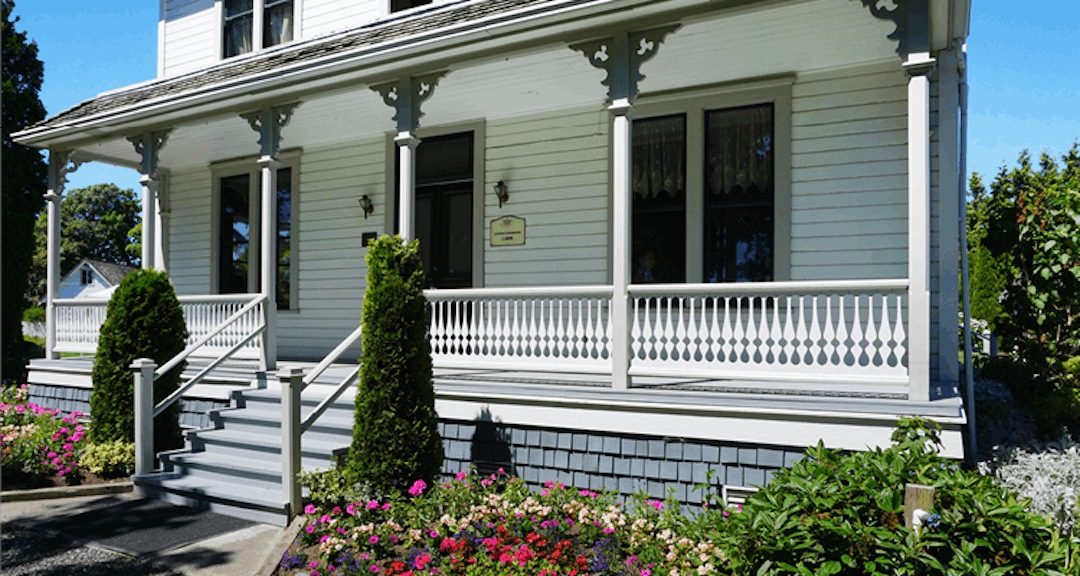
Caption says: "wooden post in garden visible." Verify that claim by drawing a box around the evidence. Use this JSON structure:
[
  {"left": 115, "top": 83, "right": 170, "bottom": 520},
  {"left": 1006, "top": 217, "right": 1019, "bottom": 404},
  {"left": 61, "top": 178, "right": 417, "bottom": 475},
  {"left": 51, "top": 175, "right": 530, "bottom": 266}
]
[
  {"left": 904, "top": 483, "right": 935, "bottom": 529},
  {"left": 280, "top": 367, "right": 304, "bottom": 520}
]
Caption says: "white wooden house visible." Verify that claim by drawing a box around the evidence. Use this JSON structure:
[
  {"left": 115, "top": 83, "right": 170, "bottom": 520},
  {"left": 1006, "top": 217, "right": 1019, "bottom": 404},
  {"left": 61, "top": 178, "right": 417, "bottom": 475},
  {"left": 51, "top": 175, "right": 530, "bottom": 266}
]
[
  {"left": 57, "top": 259, "right": 137, "bottom": 300},
  {"left": 16, "top": 0, "right": 974, "bottom": 524}
]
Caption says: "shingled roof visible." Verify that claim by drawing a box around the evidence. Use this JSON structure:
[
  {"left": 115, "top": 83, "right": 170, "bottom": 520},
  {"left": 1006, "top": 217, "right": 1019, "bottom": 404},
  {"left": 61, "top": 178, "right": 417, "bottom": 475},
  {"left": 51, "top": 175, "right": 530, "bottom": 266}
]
[
  {"left": 85, "top": 260, "right": 138, "bottom": 286},
  {"left": 29, "top": 0, "right": 569, "bottom": 133}
]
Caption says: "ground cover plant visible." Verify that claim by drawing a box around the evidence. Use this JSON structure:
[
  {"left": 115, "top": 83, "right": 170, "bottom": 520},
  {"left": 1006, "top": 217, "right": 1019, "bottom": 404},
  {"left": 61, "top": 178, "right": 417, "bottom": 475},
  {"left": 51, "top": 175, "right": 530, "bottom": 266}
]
[{"left": 282, "top": 418, "right": 1080, "bottom": 576}]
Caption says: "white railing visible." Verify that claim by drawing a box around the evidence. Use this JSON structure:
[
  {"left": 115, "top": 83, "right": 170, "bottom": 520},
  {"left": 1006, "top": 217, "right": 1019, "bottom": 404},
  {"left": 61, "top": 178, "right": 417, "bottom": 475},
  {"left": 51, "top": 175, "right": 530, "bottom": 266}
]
[
  {"left": 628, "top": 280, "right": 909, "bottom": 383},
  {"left": 54, "top": 298, "right": 109, "bottom": 353},
  {"left": 52, "top": 294, "right": 263, "bottom": 360},
  {"left": 426, "top": 286, "right": 615, "bottom": 374}
]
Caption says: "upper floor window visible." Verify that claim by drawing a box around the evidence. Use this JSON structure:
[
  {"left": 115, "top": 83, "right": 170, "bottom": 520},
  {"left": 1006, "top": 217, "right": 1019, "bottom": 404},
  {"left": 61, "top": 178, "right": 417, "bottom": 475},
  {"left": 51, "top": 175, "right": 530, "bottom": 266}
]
[
  {"left": 390, "top": 0, "right": 432, "bottom": 13},
  {"left": 224, "top": 0, "right": 294, "bottom": 59},
  {"left": 80, "top": 269, "right": 93, "bottom": 285}
]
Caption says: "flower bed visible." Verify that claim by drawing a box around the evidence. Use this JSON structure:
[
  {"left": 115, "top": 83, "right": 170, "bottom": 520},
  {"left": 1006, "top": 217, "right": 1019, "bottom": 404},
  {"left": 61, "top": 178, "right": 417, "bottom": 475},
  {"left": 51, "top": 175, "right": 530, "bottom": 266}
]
[
  {"left": 1, "top": 384, "right": 87, "bottom": 480},
  {"left": 278, "top": 471, "right": 732, "bottom": 576}
]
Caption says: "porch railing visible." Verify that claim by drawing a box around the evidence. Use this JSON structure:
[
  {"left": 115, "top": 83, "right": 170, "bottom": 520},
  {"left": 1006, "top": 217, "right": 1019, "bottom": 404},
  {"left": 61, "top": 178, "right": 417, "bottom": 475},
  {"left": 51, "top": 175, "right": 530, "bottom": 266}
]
[
  {"left": 628, "top": 279, "right": 909, "bottom": 384},
  {"left": 52, "top": 294, "right": 264, "bottom": 360},
  {"left": 426, "top": 285, "right": 614, "bottom": 373},
  {"left": 425, "top": 280, "right": 909, "bottom": 385}
]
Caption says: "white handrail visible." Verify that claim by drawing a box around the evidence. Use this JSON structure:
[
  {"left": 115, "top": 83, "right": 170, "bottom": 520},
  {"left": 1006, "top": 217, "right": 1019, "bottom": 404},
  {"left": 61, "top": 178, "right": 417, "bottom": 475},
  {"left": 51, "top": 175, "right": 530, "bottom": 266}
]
[
  {"left": 156, "top": 294, "right": 265, "bottom": 378},
  {"left": 300, "top": 367, "right": 360, "bottom": 433},
  {"left": 153, "top": 324, "right": 266, "bottom": 418},
  {"left": 629, "top": 279, "right": 909, "bottom": 296},
  {"left": 425, "top": 285, "right": 614, "bottom": 299},
  {"left": 303, "top": 324, "right": 363, "bottom": 387}
]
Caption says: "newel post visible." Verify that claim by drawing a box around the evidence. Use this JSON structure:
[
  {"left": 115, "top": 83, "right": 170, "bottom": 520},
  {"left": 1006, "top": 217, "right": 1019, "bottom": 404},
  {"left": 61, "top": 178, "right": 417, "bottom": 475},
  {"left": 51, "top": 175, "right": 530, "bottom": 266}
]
[
  {"left": 279, "top": 367, "right": 304, "bottom": 520},
  {"left": 132, "top": 358, "right": 158, "bottom": 480}
]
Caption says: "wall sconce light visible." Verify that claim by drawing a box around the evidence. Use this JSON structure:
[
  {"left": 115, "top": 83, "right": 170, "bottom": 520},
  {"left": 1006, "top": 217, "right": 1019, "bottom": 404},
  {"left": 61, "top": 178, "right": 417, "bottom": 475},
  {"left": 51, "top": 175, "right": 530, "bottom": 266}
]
[
  {"left": 359, "top": 194, "right": 374, "bottom": 219},
  {"left": 494, "top": 180, "right": 509, "bottom": 208}
]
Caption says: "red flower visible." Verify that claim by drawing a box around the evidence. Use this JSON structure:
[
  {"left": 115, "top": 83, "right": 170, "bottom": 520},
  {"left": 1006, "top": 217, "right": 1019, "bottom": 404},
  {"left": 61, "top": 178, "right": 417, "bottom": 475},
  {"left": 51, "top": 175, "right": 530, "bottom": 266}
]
[{"left": 392, "top": 561, "right": 406, "bottom": 572}]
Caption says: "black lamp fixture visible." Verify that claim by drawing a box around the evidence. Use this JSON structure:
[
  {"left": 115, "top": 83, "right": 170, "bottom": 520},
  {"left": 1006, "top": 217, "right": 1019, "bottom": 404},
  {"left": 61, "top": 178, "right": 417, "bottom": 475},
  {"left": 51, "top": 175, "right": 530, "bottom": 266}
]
[
  {"left": 494, "top": 180, "right": 509, "bottom": 208},
  {"left": 359, "top": 194, "right": 374, "bottom": 219}
]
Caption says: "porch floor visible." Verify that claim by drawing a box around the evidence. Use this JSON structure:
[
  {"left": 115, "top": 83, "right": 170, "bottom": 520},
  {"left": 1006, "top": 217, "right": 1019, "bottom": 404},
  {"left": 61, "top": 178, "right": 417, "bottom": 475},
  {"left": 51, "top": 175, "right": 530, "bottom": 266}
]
[{"left": 27, "top": 357, "right": 964, "bottom": 421}]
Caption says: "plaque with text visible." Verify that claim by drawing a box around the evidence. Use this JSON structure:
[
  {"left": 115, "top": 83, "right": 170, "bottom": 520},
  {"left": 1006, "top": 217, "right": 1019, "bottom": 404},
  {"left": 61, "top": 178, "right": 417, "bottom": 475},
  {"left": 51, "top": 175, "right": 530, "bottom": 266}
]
[{"left": 490, "top": 215, "right": 526, "bottom": 246}]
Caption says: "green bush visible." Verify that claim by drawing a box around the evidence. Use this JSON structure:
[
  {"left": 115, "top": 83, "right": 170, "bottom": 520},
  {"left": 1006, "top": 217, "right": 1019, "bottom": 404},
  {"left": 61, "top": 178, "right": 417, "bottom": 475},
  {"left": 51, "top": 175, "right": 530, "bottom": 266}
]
[
  {"left": 90, "top": 270, "right": 187, "bottom": 453},
  {"left": 81, "top": 438, "right": 136, "bottom": 477},
  {"left": 709, "top": 418, "right": 1080, "bottom": 575},
  {"left": 22, "top": 306, "right": 45, "bottom": 323},
  {"left": 345, "top": 235, "right": 442, "bottom": 496}
]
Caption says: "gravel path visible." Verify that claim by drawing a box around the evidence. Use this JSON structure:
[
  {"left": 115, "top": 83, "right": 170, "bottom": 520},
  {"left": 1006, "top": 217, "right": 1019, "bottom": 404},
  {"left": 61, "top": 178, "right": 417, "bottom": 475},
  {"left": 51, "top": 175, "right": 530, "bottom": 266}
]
[{"left": 1, "top": 522, "right": 182, "bottom": 576}]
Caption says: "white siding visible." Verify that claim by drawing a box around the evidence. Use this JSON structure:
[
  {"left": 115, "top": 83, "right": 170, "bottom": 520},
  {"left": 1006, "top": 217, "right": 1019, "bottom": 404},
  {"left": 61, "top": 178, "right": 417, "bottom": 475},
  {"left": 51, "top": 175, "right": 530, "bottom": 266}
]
[
  {"left": 168, "top": 167, "right": 213, "bottom": 294},
  {"left": 484, "top": 106, "right": 610, "bottom": 287},
  {"left": 162, "top": 0, "right": 218, "bottom": 78},
  {"left": 302, "top": 0, "right": 381, "bottom": 39},
  {"left": 788, "top": 62, "right": 909, "bottom": 282}
]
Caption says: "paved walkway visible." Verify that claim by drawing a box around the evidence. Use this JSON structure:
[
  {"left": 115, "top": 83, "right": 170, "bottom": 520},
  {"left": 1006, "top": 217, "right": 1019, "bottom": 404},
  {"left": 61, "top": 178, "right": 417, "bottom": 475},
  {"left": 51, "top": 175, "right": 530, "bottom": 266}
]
[{"left": 1, "top": 493, "right": 286, "bottom": 576}]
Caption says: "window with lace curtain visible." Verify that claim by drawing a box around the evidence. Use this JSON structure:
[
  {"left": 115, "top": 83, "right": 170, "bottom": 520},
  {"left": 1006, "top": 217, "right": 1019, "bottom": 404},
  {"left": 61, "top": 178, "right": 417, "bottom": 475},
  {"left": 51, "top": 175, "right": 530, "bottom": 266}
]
[
  {"left": 223, "top": 0, "right": 294, "bottom": 59},
  {"left": 631, "top": 98, "right": 780, "bottom": 284}
]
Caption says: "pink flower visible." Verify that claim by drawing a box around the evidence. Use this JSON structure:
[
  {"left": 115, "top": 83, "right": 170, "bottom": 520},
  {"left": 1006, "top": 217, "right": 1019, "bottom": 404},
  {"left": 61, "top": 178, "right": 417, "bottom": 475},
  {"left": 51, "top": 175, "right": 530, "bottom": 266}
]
[
  {"left": 320, "top": 514, "right": 332, "bottom": 524},
  {"left": 498, "top": 552, "right": 513, "bottom": 564},
  {"left": 320, "top": 534, "right": 331, "bottom": 544},
  {"left": 541, "top": 490, "right": 549, "bottom": 496},
  {"left": 14, "top": 405, "right": 24, "bottom": 413},
  {"left": 369, "top": 535, "right": 379, "bottom": 544},
  {"left": 346, "top": 503, "right": 357, "bottom": 515},
  {"left": 63, "top": 443, "right": 74, "bottom": 451},
  {"left": 332, "top": 506, "right": 342, "bottom": 515},
  {"left": 369, "top": 566, "right": 380, "bottom": 573},
  {"left": 480, "top": 478, "right": 493, "bottom": 486},
  {"left": 366, "top": 501, "right": 379, "bottom": 509},
  {"left": 381, "top": 503, "right": 390, "bottom": 510},
  {"left": 642, "top": 570, "right": 651, "bottom": 576},
  {"left": 306, "top": 525, "right": 316, "bottom": 534},
  {"left": 603, "top": 527, "right": 614, "bottom": 534},
  {"left": 408, "top": 479, "right": 427, "bottom": 497},
  {"left": 456, "top": 471, "right": 468, "bottom": 481},
  {"left": 360, "top": 553, "right": 370, "bottom": 560},
  {"left": 47, "top": 451, "right": 57, "bottom": 458},
  {"left": 305, "top": 503, "right": 317, "bottom": 514},
  {"left": 428, "top": 529, "right": 438, "bottom": 538},
  {"left": 497, "top": 467, "right": 505, "bottom": 475}
]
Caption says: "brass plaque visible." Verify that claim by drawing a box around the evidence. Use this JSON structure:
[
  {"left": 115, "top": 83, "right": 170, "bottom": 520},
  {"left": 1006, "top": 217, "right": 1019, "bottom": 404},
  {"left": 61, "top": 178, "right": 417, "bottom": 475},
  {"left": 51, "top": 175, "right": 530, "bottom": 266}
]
[{"left": 491, "top": 215, "right": 526, "bottom": 246}]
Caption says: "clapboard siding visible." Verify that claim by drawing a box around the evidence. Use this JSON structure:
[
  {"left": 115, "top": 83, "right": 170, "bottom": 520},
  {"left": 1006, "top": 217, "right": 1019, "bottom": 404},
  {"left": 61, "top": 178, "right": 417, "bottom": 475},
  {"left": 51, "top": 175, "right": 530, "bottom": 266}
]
[
  {"left": 167, "top": 168, "right": 212, "bottom": 295},
  {"left": 303, "top": 0, "right": 380, "bottom": 39},
  {"left": 484, "top": 106, "right": 610, "bottom": 288},
  {"left": 788, "top": 62, "right": 909, "bottom": 283},
  {"left": 162, "top": 0, "right": 218, "bottom": 78}
]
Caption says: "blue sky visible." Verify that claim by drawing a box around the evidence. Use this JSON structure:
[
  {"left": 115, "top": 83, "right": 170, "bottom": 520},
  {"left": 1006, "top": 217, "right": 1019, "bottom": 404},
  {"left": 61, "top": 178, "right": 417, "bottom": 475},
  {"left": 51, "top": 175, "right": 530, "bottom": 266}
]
[{"left": 12, "top": 0, "right": 1080, "bottom": 195}]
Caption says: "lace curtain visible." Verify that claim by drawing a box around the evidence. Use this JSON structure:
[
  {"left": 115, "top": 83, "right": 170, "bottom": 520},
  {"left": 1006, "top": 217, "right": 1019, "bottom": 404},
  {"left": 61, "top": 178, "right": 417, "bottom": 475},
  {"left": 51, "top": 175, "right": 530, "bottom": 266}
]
[
  {"left": 706, "top": 105, "right": 772, "bottom": 198},
  {"left": 632, "top": 116, "right": 685, "bottom": 200}
]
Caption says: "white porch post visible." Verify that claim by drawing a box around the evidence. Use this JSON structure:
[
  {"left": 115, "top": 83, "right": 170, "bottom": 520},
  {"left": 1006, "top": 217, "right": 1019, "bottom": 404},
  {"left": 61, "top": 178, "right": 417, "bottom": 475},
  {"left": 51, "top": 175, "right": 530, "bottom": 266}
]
[
  {"left": 140, "top": 175, "right": 158, "bottom": 270},
  {"left": 610, "top": 99, "right": 633, "bottom": 390},
  {"left": 571, "top": 24, "right": 678, "bottom": 390},
  {"left": 155, "top": 173, "right": 170, "bottom": 272},
  {"left": 132, "top": 357, "right": 157, "bottom": 479},
  {"left": 259, "top": 154, "right": 280, "bottom": 371},
  {"left": 372, "top": 72, "right": 447, "bottom": 240},
  {"left": 395, "top": 133, "right": 421, "bottom": 240},
  {"left": 44, "top": 151, "right": 82, "bottom": 360},
  {"left": 129, "top": 130, "right": 171, "bottom": 271},
  {"left": 904, "top": 57, "right": 935, "bottom": 402},
  {"left": 242, "top": 103, "right": 299, "bottom": 372}
]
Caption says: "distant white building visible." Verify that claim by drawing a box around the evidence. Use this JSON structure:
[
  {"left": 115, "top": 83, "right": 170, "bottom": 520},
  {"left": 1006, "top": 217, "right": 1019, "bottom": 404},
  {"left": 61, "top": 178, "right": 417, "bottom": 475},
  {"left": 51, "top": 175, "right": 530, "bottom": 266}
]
[{"left": 58, "top": 259, "right": 136, "bottom": 300}]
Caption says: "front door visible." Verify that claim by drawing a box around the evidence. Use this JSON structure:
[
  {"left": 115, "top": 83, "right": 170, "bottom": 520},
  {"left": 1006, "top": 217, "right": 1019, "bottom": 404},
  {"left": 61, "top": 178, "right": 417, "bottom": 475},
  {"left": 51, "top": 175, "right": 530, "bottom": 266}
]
[{"left": 399, "top": 131, "right": 474, "bottom": 288}]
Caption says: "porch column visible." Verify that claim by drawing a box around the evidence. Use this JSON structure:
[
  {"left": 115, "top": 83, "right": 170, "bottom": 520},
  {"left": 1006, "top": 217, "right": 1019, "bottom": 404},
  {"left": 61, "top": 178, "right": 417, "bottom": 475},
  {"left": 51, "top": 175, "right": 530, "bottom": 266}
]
[
  {"left": 936, "top": 46, "right": 962, "bottom": 385},
  {"left": 128, "top": 129, "right": 171, "bottom": 270},
  {"left": 903, "top": 6, "right": 935, "bottom": 401},
  {"left": 44, "top": 151, "right": 76, "bottom": 359},
  {"left": 140, "top": 175, "right": 158, "bottom": 269},
  {"left": 242, "top": 103, "right": 300, "bottom": 372},
  {"left": 372, "top": 72, "right": 447, "bottom": 240},
  {"left": 572, "top": 24, "right": 678, "bottom": 390},
  {"left": 395, "top": 133, "right": 420, "bottom": 239},
  {"left": 155, "top": 173, "right": 170, "bottom": 271}
]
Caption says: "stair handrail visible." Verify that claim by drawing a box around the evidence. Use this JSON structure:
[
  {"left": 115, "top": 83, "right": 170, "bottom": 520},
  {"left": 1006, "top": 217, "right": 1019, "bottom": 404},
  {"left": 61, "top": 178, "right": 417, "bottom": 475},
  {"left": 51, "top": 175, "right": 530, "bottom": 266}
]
[
  {"left": 302, "top": 323, "right": 363, "bottom": 387},
  {"left": 156, "top": 294, "right": 266, "bottom": 379},
  {"left": 132, "top": 293, "right": 268, "bottom": 477}
]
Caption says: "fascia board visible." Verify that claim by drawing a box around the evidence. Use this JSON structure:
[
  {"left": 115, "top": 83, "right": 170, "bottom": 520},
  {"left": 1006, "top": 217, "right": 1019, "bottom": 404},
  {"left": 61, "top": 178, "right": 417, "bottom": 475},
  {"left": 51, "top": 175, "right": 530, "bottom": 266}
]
[{"left": 16, "top": 0, "right": 720, "bottom": 148}]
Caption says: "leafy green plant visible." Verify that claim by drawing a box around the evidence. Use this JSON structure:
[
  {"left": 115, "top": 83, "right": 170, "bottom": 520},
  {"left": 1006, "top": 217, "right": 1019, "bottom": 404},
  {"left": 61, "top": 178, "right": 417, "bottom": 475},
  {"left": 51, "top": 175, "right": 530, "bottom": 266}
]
[
  {"left": 0, "top": 385, "right": 87, "bottom": 480},
  {"left": 22, "top": 306, "right": 45, "bottom": 323},
  {"left": 90, "top": 269, "right": 187, "bottom": 453},
  {"left": 345, "top": 235, "right": 442, "bottom": 497},
  {"left": 711, "top": 417, "right": 1080, "bottom": 575},
  {"left": 81, "top": 438, "right": 136, "bottom": 477}
]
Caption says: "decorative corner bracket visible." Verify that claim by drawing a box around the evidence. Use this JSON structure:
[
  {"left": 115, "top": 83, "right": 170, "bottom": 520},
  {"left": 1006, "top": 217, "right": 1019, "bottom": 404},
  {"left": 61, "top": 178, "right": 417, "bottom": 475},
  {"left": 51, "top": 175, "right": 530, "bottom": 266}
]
[
  {"left": 853, "top": 0, "right": 931, "bottom": 62},
  {"left": 46, "top": 150, "right": 88, "bottom": 198},
  {"left": 127, "top": 129, "right": 172, "bottom": 177},
  {"left": 241, "top": 102, "right": 301, "bottom": 158},
  {"left": 371, "top": 71, "right": 449, "bottom": 134},
  {"left": 570, "top": 23, "right": 680, "bottom": 103}
]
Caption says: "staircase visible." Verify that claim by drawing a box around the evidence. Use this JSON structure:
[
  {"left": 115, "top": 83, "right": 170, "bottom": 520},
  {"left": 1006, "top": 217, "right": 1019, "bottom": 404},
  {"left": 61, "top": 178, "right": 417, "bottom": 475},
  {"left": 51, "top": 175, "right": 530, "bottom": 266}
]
[{"left": 134, "top": 370, "right": 358, "bottom": 526}]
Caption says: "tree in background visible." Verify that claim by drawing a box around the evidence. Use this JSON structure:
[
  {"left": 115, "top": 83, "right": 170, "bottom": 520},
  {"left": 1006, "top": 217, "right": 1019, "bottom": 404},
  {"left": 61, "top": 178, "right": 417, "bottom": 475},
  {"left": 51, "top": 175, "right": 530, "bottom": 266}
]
[
  {"left": 27, "top": 184, "right": 141, "bottom": 304},
  {"left": 971, "top": 146, "right": 1080, "bottom": 433},
  {"left": 346, "top": 235, "right": 442, "bottom": 496},
  {"left": 2, "top": 0, "right": 47, "bottom": 381},
  {"left": 965, "top": 173, "right": 1008, "bottom": 331}
]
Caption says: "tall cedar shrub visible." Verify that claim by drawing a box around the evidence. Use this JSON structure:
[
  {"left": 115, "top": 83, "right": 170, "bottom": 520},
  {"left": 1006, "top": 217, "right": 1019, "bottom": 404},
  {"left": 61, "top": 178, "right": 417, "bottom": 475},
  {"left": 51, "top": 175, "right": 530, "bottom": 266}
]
[
  {"left": 91, "top": 270, "right": 188, "bottom": 453},
  {"left": 347, "top": 235, "right": 442, "bottom": 495}
]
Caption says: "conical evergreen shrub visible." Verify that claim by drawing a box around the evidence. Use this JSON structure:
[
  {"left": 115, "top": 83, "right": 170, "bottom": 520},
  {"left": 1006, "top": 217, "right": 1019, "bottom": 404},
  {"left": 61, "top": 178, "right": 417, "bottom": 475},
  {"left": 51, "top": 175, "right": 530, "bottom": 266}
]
[
  {"left": 90, "top": 269, "right": 187, "bottom": 453},
  {"left": 346, "top": 235, "right": 442, "bottom": 495}
]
